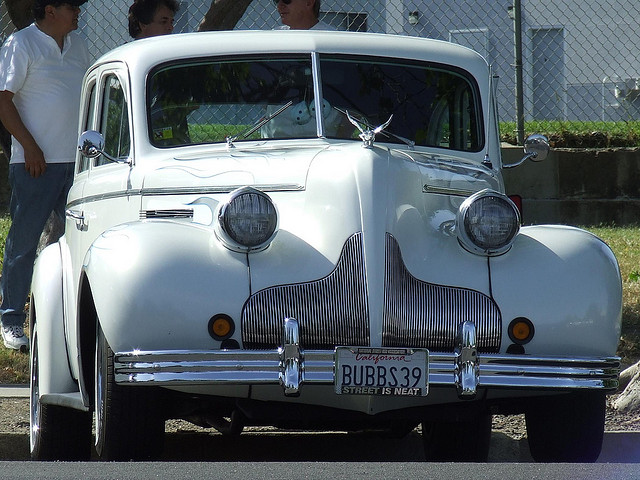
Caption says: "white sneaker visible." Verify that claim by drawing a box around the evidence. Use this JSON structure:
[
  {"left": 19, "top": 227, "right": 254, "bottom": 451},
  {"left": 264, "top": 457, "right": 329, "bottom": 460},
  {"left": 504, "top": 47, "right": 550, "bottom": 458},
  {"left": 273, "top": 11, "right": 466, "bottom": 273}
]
[{"left": 2, "top": 325, "right": 29, "bottom": 353}]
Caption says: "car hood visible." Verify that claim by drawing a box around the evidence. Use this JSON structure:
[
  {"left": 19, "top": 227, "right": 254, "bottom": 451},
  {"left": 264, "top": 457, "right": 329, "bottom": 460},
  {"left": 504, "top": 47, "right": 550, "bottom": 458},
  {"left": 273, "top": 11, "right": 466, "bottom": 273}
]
[
  {"left": 140, "top": 143, "right": 499, "bottom": 196},
  {"left": 141, "top": 143, "right": 323, "bottom": 192}
]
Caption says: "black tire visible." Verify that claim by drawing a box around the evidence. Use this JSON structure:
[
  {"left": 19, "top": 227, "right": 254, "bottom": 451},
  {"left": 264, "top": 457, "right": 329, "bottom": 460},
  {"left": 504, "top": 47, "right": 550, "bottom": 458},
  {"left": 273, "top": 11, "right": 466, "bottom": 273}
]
[
  {"left": 422, "top": 411, "right": 492, "bottom": 462},
  {"left": 30, "top": 328, "right": 92, "bottom": 461},
  {"left": 94, "top": 326, "right": 165, "bottom": 461},
  {"left": 525, "top": 392, "right": 605, "bottom": 462},
  {"left": 422, "top": 412, "right": 492, "bottom": 462}
]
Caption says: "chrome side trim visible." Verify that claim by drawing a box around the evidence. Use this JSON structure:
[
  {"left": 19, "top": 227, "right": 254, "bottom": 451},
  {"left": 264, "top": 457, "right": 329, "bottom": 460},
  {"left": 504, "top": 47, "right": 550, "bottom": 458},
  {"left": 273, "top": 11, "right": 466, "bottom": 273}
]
[
  {"left": 383, "top": 234, "right": 501, "bottom": 352},
  {"left": 65, "top": 184, "right": 304, "bottom": 209},
  {"left": 242, "top": 232, "right": 370, "bottom": 349},
  {"left": 140, "top": 209, "right": 194, "bottom": 219},
  {"left": 422, "top": 185, "right": 476, "bottom": 197},
  {"left": 140, "top": 184, "right": 304, "bottom": 196},
  {"left": 113, "top": 349, "right": 620, "bottom": 392}
]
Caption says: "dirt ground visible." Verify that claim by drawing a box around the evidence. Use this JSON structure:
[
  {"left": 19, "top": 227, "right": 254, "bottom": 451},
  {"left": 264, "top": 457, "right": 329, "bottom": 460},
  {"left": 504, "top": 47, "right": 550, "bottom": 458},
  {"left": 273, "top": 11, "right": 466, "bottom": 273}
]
[{"left": 1, "top": 391, "right": 638, "bottom": 437}]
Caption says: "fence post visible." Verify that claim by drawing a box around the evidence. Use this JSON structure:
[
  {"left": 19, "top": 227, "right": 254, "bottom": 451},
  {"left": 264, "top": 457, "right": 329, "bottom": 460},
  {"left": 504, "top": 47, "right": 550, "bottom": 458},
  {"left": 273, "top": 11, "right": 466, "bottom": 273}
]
[{"left": 512, "top": 0, "right": 525, "bottom": 145}]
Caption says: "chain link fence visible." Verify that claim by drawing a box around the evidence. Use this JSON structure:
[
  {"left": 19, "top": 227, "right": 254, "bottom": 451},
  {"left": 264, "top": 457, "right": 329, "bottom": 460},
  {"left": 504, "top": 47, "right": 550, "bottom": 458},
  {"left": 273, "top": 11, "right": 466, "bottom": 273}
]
[{"left": 2, "top": 0, "right": 640, "bottom": 138}]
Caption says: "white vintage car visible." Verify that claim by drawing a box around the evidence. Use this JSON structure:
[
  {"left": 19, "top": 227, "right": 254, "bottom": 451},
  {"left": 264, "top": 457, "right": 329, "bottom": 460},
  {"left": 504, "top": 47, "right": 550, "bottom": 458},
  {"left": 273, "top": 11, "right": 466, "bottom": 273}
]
[{"left": 29, "top": 30, "right": 621, "bottom": 462}]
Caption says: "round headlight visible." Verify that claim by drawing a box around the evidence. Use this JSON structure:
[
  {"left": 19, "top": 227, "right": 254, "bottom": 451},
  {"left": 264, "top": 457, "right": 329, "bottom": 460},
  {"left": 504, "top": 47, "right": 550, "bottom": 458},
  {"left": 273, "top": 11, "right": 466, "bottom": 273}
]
[
  {"left": 217, "top": 187, "right": 278, "bottom": 252},
  {"left": 456, "top": 189, "right": 520, "bottom": 256}
]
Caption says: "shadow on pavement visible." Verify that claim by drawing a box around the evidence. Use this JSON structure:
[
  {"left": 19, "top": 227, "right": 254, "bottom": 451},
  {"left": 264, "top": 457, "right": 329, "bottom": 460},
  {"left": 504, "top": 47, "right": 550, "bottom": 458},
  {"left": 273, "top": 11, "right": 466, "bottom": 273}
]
[
  {"left": 1, "top": 430, "right": 638, "bottom": 462},
  {"left": 0, "top": 431, "right": 532, "bottom": 462}
]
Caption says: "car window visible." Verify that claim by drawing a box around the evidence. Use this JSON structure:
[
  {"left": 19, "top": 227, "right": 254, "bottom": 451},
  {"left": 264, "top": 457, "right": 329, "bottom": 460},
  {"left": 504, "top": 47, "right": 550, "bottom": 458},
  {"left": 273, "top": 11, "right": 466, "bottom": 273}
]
[
  {"left": 147, "top": 56, "right": 315, "bottom": 147},
  {"left": 99, "top": 74, "right": 130, "bottom": 165},
  {"left": 146, "top": 54, "right": 483, "bottom": 152},
  {"left": 78, "top": 81, "right": 97, "bottom": 173},
  {"left": 320, "top": 55, "right": 483, "bottom": 152}
]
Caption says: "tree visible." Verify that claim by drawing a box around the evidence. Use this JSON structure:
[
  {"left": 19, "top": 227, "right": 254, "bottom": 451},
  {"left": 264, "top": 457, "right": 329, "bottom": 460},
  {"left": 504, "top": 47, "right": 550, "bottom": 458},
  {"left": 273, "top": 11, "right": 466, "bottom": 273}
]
[
  {"left": 197, "top": 0, "right": 254, "bottom": 31},
  {"left": 4, "top": 0, "right": 34, "bottom": 30}
]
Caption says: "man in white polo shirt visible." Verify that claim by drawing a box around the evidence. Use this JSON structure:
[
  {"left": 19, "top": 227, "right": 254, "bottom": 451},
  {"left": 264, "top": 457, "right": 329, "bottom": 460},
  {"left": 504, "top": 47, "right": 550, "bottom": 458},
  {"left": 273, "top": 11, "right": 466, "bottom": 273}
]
[
  {"left": 0, "top": 0, "right": 90, "bottom": 352},
  {"left": 274, "top": 0, "right": 335, "bottom": 30}
]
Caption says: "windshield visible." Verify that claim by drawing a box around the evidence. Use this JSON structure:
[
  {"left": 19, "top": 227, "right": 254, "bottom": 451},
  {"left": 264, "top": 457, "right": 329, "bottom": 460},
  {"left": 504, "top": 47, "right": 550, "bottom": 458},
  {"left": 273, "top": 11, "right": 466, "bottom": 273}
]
[{"left": 147, "top": 54, "right": 483, "bottom": 152}]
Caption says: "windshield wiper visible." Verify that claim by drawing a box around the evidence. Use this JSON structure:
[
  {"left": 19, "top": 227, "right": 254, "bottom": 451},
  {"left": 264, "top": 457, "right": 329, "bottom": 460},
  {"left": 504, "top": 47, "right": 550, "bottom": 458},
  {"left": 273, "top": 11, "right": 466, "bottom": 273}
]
[
  {"left": 226, "top": 100, "right": 294, "bottom": 148},
  {"left": 334, "top": 107, "right": 415, "bottom": 149}
]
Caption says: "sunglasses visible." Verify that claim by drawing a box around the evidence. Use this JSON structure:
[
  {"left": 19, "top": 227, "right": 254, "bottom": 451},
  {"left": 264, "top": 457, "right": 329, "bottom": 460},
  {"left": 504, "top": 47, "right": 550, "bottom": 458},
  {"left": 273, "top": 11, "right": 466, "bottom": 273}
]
[{"left": 273, "top": 0, "right": 293, "bottom": 4}]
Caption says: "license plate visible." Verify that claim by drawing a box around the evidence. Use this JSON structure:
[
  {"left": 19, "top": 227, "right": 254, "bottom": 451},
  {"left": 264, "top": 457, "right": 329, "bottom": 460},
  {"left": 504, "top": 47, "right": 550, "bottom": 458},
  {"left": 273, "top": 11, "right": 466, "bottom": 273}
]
[{"left": 335, "top": 347, "right": 428, "bottom": 396}]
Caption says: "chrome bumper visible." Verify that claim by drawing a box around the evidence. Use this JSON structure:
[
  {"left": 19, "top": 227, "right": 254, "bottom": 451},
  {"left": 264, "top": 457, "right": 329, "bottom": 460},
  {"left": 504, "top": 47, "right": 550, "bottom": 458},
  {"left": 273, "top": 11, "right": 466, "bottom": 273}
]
[{"left": 113, "top": 319, "right": 620, "bottom": 397}]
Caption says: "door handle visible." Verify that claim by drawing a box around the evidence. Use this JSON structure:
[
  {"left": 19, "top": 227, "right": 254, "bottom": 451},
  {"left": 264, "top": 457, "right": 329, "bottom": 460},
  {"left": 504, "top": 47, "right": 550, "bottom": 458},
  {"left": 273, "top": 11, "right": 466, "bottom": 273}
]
[{"left": 65, "top": 209, "right": 87, "bottom": 231}]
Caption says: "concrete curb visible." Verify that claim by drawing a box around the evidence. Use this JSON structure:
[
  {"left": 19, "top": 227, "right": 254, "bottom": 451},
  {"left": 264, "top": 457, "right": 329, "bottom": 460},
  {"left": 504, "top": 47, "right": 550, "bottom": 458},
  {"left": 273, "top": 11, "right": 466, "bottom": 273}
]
[{"left": 0, "top": 384, "right": 28, "bottom": 398}]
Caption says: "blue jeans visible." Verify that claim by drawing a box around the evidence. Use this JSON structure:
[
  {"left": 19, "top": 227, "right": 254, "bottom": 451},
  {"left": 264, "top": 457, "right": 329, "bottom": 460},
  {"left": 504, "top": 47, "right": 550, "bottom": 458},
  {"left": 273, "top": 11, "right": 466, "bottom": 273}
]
[{"left": 1, "top": 163, "right": 74, "bottom": 327}]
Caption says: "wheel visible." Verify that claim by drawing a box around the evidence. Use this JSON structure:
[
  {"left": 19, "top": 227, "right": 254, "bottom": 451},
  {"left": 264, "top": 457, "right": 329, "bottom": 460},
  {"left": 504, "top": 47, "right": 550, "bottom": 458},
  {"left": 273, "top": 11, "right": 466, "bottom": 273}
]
[
  {"left": 94, "top": 325, "right": 165, "bottom": 461},
  {"left": 421, "top": 411, "right": 492, "bottom": 462},
  {"left": 30, "top": 326, "right": 92, "bottom": 461},
  {"left": 525, "top": 392, "right": 605, "bottom": 462}
]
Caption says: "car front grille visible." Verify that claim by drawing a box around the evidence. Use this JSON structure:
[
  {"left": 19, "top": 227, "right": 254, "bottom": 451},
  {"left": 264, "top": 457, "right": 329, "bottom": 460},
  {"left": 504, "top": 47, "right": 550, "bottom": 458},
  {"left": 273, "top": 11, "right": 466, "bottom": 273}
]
[
  {"left": 242, "top": 233, "right": 370, "bottom": 349},
  {"left": 241, "top": 233, "right": 501, "bottom": 352},
  {"left": 382, "top": 234, "right": 501, "bottom": 352}
]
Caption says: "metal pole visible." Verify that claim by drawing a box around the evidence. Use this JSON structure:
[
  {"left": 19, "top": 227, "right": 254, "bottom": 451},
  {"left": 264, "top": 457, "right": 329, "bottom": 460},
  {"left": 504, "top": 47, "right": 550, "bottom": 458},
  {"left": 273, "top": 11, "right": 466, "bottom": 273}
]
[{"left": 513, "top": 0, "right": 525, "bottom": 145}]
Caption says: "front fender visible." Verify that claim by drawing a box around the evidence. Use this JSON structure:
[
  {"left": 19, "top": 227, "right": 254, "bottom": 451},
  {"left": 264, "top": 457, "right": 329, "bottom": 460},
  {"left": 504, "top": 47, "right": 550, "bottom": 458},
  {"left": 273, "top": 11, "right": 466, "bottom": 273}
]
[
  {"left": 490, "top": 225, "right": 622, "bottom": 357},
  {"left": 83, "top": 221, "right": 250, "bottom": 353},
  {"left": 31, "top": 243, "right": 77, "bottom": 395}
]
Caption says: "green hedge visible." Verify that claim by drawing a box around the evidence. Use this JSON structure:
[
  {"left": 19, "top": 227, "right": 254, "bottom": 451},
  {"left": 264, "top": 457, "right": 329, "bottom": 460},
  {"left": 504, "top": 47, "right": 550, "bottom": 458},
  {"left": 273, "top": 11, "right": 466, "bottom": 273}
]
[{"left": 500, "top": 121, "right": 640, "bottom": 148}]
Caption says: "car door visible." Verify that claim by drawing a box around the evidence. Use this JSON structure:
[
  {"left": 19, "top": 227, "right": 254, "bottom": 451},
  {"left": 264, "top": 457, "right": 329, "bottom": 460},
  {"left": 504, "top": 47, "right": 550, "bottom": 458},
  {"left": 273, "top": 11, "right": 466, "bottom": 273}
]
[{"left": 64, "top": 64, "right": 136, "bottom": 378}]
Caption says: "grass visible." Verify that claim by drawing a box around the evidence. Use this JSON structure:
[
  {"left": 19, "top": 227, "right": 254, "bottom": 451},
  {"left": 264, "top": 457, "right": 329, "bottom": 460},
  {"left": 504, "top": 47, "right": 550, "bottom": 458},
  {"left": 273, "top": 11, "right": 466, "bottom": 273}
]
[
  {"left": 588, "top": 226, "right": 640, "bottom": 367},
  {"left": 191, "top": 120, "right": 640, "bottom": 148},
  {"left": 500, "top": 120, "right": 640, "bottom": 148},
  {"left": 0, "top": 218, "right": 638, "bottom": 383},
  {"left": 189, "top": 123, "right": 259, "bottom": 144},
  {"left": 0, "top": 216, "right": 29, "bottom": 384}
]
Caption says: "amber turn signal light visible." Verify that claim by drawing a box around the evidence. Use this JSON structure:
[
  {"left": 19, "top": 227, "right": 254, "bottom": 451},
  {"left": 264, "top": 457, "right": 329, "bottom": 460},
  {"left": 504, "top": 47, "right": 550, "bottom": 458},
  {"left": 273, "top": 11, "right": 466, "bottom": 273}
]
[
  {"left": 208, "top": 314, "right": 235, "bottom": 341},
  {"left": 508, "top": 317, "right": 534, "bottom": 345}
]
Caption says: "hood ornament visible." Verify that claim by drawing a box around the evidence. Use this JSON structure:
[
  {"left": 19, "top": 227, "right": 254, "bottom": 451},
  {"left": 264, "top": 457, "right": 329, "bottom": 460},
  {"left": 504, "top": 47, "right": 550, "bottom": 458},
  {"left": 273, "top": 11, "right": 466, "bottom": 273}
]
[{"left": 346, "top": 111, "right": 393, "bottom": 148}]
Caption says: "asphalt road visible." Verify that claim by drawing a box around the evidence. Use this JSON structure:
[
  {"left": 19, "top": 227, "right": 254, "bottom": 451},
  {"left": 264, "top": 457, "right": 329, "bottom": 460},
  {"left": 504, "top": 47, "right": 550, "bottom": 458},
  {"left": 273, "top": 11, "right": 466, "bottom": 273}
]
[{"left": 0, "top": 461, "right": 639, "bottom": 480}]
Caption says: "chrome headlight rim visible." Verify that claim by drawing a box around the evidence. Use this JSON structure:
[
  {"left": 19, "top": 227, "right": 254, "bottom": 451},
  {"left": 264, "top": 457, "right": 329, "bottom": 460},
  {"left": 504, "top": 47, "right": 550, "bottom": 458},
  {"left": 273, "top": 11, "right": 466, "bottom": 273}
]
[
  {"left": 456, "top": 189, "right": 520, "bottom": 256},
  {"left": 216, "top": 186, "right": 278, "bottom": 253}
]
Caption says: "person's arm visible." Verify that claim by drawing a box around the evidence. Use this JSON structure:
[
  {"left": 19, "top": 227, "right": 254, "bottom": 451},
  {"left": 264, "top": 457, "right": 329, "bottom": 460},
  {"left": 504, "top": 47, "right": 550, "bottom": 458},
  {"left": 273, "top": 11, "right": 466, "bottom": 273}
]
[{"left": 0, "top": 90, "right": 46, "bottom": 178}]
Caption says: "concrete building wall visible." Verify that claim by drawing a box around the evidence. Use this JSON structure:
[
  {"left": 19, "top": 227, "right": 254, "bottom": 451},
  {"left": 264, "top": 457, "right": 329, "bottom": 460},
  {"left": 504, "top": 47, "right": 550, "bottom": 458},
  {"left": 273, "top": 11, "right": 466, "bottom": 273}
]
[{"left": 503, "top": 145, "right": 640, "bottom": 226}]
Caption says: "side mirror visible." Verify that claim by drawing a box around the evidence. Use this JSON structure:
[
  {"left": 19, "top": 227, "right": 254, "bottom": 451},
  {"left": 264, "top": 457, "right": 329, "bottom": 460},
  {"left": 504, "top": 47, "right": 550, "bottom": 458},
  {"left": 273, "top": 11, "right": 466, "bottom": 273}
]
[
  {"left": 524, "top": 134, "right": 550, "bottom": 163},
  {"left": 78, "top": 130, "right": 105, "bottom": 158},
  {"left": 77, "top": 130, "right": 128, "bottom": 164},
  {"left": 503, "top": 134, "right": 550, "bottom": 169}
]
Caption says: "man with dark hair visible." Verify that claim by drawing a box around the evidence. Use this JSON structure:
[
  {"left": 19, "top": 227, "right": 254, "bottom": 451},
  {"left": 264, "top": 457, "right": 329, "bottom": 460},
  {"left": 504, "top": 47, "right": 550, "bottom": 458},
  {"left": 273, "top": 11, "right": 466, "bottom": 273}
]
[
  {"left": 0, "top": 0, "right": 90, "bottom": 352},
  {"left": 274, "top": 0, "right": 335, "bottom": 30},
  {"left": 128, "top": 0, "right": 179, "bottom": 39}
]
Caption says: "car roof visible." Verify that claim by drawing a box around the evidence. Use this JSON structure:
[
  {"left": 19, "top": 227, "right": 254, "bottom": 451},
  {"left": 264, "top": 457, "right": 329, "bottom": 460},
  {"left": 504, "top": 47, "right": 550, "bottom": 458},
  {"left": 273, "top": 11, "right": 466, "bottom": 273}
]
[{"left": 93, "top": 30, "right": 489, "bottom": 78}]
